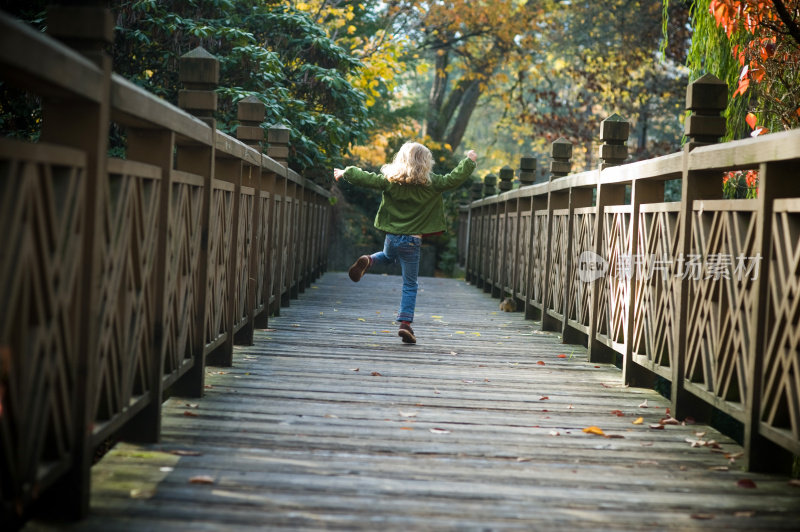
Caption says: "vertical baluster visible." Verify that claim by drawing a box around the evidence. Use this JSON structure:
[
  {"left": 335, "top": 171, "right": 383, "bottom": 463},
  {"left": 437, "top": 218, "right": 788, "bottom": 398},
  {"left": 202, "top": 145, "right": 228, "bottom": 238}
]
[{"left": 172, "top": 46, "right": 219, "bottom": 395}]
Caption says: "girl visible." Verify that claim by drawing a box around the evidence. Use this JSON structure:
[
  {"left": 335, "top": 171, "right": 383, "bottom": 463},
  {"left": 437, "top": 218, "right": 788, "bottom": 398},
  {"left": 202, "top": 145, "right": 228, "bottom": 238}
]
[{"left": 333, "top": 142, "right": 477, "bottom": 344}]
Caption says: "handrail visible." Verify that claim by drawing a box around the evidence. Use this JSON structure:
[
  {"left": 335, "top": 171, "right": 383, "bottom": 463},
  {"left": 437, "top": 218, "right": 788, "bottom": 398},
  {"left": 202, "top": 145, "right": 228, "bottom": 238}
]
[
  {"left": 462, "top": 77, "right": 800, "bottom": 476},
  {"left": 0, "top": 7, "right": 331, "bottom": 525}
]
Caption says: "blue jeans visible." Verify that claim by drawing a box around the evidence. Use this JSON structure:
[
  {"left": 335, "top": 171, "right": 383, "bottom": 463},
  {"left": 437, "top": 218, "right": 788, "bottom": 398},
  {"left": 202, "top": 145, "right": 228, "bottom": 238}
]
[{"left": 370, "top": 234, "right": 421, "bottom": 323}]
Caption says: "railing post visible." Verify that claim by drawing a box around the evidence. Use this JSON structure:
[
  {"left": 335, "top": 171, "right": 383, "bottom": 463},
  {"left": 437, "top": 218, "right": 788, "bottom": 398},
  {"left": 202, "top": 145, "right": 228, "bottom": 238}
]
[
  {"left": 238, "top": 96, "right": 267, "bottom": 341},
  {"left": 483, "top": 173, "right": 497, "bottom": 198},
  {"left": 172, "top": 46, "right": 219, "bottom": 395},
  {"left": 542, "top": 141, "right": 572, "bottom": 332},
  {"left": 550, "top": 138, "right": 572, "bottom": 179},
  {"left": 520, "top": 156, "right": 537, "bottom": 185},
  {"left": 671, "top": 74, "right": 727, "bottom": 420},
  {"left": 587, "top": 114, "right": 629, "bottom": 362},
  {"left": 498, "top": 166, "right": 514, "bottom": 299},
  {"left": 37, "top": 1, "right": 114, "bottom": 519},
  {"left": 267, "top": 126, "right": 290, "bottom": 313}
]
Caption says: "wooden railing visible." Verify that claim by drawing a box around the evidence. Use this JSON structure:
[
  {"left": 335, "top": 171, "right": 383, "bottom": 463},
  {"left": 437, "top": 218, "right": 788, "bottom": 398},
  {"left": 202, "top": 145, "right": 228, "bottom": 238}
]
[
  {"left": 0, "top": 8, "right": 331, "bottom": 525},
  {"left": 461, "top": 74, "right": 800, "bottom": 473}
]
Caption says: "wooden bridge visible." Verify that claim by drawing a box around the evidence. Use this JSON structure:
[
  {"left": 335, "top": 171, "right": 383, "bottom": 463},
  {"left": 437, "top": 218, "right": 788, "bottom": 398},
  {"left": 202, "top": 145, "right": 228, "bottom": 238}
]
[
  {"left": 2, "top": 5, "right": 800, "bottom": 530},
  {"left": 21, "top": 273, "right": 800, "bottom": 530}
]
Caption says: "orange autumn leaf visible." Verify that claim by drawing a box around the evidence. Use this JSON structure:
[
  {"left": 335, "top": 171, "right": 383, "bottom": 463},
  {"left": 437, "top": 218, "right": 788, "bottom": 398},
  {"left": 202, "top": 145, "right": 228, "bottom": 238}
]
[
  {"left": 536, "top": 360, "right": 545, "bottom": 365},
  {"left": 632, "top": 417, "right": 644, "bottom": 425},
  {"left": 188, "top": 475, "right": 214, "bottom": 484},
  {"left": 557, "top": 354, "right": 567, "bottom": 358},
  {"left": 583, "top": 426, "right": 605, "bottom": 436},
  {"left": 746, "top": 112, "right": 758, "bottom": 129}
]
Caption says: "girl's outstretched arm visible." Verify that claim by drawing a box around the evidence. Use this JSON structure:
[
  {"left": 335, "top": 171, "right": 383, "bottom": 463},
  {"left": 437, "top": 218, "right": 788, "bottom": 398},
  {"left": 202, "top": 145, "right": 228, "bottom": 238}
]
[
  {"left": 336, "top": 166, "right": 389, "bottom": 190},
  {"left": 433, "top": 151, "right": 478, "bottom": 191}
]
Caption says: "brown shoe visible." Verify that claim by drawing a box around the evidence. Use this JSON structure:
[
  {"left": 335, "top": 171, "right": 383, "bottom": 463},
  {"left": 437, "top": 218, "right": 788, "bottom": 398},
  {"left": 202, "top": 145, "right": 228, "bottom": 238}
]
[
  {"left": 348, "top": 255, "right": 371, "bottom": 282},
  {"left": 398, "top": 322, "right": 416, "bottom": 344}
]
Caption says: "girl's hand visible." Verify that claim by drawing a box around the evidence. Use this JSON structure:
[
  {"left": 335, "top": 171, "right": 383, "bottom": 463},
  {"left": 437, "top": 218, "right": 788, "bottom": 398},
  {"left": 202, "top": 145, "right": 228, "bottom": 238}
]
[
  {"left": 467, "top": 150, "right": 477, "bottom": 162},
  {"left": 333, "top": 168, "right": 344, "bottom": 181}
]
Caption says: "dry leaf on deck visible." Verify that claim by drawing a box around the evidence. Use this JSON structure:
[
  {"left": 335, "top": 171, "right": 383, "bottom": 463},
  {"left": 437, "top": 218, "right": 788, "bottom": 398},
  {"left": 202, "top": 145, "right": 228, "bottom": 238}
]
[
  {"left": 709, "top": 466, "right": 729, "bottom": 471},
  {"left": 734, "top": 511, "right": 755, "bottom": 517},
  {"left": 557, "top": 354, "right": 567, "bottom": 358},
  {"left": 370, "top": 371, "right": 382, "bottom": 376},
  {"left": 399, "top": 411, "right": 418, "bottom": 418},
  {"left": 649, "top": 423, "right": 665, "bottom": 430},
  {"left": 188, "top": 475, "right": 214, "bottom": 484},
  {"left": 583, "top": 426, "right": 605, "bottom": 436},
  {"left": 610, "top": 410, "right": 624, "bottom": 417},
  {"left": 632, "top": 417, "right": 644, "bottom": 425},
  {"left": 639, "top": 400, "right": 648, "bottom": 408},
  {"left": 429, "top": 428, "right": 451, "bottom": 434},
  {"left": 351, "top": 368, "right": 360, "bottom": 372},
  {"left": 183, "top": 411, "right": 198, "bottom": 417},
  {"left": 536, "top": 361, "right": 546, "bottom": 366},
  {"left": 539, "top": 396, "right": 549, "bottom": 401},
  {"left": 690, "top": 513, "right": 715, "bottom": 520},
  {"left": 549, "top": 430, "right": 560, "bottom": 436},
  {"left": 788, "top": 479, "right": 800, "bottom": 488},
  {"left": 736, "top": 478, "right": 757, "bottom": 489},
  {"left": 169, "top": 450, "right": 202, "bottom": 456}
]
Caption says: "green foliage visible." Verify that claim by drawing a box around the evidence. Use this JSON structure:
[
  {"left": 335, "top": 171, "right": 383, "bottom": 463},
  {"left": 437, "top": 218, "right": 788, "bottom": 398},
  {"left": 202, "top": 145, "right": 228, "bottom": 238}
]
[{"left": 113, "top": 0, "right": 371, "bottom": 171}]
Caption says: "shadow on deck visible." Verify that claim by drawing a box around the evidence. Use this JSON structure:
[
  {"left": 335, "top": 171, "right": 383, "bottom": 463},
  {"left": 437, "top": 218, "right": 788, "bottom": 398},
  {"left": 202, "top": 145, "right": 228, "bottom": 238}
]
[{"left": 26, "top": 273, "right": 800, "bottom": 531}]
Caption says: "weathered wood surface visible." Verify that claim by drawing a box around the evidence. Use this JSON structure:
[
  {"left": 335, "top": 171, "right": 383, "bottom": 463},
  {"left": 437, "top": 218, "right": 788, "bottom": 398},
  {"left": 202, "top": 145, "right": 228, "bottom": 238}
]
[{"left": 26, "top": 272, "right": 800, "bottom": 531}]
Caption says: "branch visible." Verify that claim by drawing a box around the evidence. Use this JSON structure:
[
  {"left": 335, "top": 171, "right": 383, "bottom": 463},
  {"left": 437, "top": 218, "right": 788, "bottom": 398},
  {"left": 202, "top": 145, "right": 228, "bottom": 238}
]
[{"left": 772, "top": 0, "right": 800, "bottom": 47}]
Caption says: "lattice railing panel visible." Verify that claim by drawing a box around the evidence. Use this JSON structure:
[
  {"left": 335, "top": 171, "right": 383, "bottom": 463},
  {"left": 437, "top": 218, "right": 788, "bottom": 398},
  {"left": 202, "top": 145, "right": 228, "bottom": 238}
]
[
  {"left": 761, "top": 201, "right": 800, "bottom": 445},
  {"left": 517, "top": 212, "right": 532, "bottom": 299},
  {"left": 596, "top": 206, "right": 631, "bottom": 351},
  {"left": 204, "top": 181, "right": 234, "bottom": 350},
  {"left": 505, "top": 213, "right": 518, "bottom": 293},
  {"left": 161, "top": 171, "right": 203, "bottom": 383},
  {"left": 532, "top": 212, "right": 548, "bottom": 305},
  {"left": 547, "top": 210, "right": 569, "bottom": 315},
  {"left": 254, "top": 192, "right": 271, "bottom": 315},
  {"left": 270, "top": 197, "right": 282, "bottom": 302},
  {"left": 685, "top": 201, "right": 758, "bottom": 419},
  {"left": 0, "top": 139, "right": 86, "bottom": 502},
  {"left": 92, "top": 159, "right": 161, "bottom": 441},
  {"left": 567, "top": 207, "right": 596, "bottom": 330},
  {"left": 233, "top": 188, "right": 254, "bottom": 330},
  {"left": 632, "top": 204, "right": 680, "bottom": 373}
]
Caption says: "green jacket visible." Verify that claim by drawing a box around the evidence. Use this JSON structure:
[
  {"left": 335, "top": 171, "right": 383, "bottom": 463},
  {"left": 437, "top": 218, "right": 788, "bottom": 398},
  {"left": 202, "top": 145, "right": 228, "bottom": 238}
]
[{"left": 342, "top": 157, "right": 476, "bottom": 235}]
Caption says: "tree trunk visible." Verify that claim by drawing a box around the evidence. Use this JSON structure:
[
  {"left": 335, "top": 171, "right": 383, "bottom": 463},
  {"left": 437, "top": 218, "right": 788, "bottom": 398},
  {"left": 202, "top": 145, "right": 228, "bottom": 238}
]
[{"left": 445, "top": 79, "right": 482, "bottom": 151}]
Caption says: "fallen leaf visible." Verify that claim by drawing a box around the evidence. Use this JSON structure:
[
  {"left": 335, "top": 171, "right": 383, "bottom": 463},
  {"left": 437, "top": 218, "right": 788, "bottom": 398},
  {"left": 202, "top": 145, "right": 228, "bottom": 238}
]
[
  {"left": 660, "top": 416, "right": 680, "bottom": 425},
  {"left": 536, "top": 361, "right": 546, "bottom": 366},
  {"left": 351, "top": 368, "right": 359, "bottom": 372},
  {"left": 639, "top": 400, "right": 648, "bottom": 408},
  {"left": 725, "top": 451, "right": 744, "bottom": 461},
  {"left": 357, "top": 318, "right": 366, "bottom": 322},
  {"left": 370, "top": 371, "right": 382, "bottom": 376},
  {"left": 567, "top": 404, "right": 574, "bottom": 410},
  {"left": 471, "top": 332, "right": 481, "bottom": 336},
  {"left": 433, "top": 387, "right": 441, "bottom": 394},
  {"left": 610, "top": 409, "right": 624, "bottom": 417},
  {"left": 291, "top": 323, "right": 300, "bottom": 328},
  {"left": 737, "top": 479, "right": 757, "bottom": 489},
  {"left": 734, "top": 511, "right": 755, "bottom": 517},
  {"left": 539, "top": 396, "right": 549, "bottom": 401},
  {"left": 399, "top": 411, "right": 418, "bottom": 418},
  {"left": 324, "top": 414, "right": 338, "bottom": 418},
  {"left": 189, "top": 475, "right": 214, "bottom": 484},
  {"left": 516, "top": 457, "right": 532, "bottom": 462},
  {"left": 380, "top": 330, "right": 391, "bottom": 333},
  {"left": 583, "top": 426, "right": 605, "bottom": 436},
  {"left": 680, "top": 465, "right": 687, "bottom": 471},
  {"left": 641, "top": 442, "right": 654, "bottom": 447},
  {"left": 594, "top": 365, "right": 601, "bottom": 368},
  {"left": 632, "top": 417, "right": 644, "bottom": 425},
  {"left": 431, "top": 315, "right": 443, "bottom": 319},
  {"left": 789, "top": 479, "right": 800, "bottom": 488},
  {"left": 204, "top": 384, "right": 213, "bottom": 389},
  {"left": 549, "top": 430, "right": 560, "bottom": 436},
  {"left": 400, "top": 427, "right": 414, "bottom": 430},
  {"left": 183, "top": 411, "right": 198, "bottom": 417},
  {"left": 456, "top": 331, "right": 466, "bottom": 334},
  {"left": 695, "top": 431, "right": 707, "bottom": 438},
  {"left": 557, "top": 354, "right": 567, "bottom": 358},
  {"left": 690, "top": 513, "right": 715, "bottom": 520},
  {"left": 185, "top": 403, "right": 199, "bottom": 408},
  {"left": 709, "top": 466, "right": 729, "bottom": 471},
  {"left": 169, "top": 450, "right": 202, "bottom": 456},
  {"left": 450, "top": 351, "right": 458, "bottom": 356},
  {"left": 604, "top": 434, "right": 625, "bottom": 439},
  {"left": 429, "top": 428, "right": 451, "bottom": 434},
  {"left": 637, "top": 460, "right": 659, "bottom": 466},
  {"left": 462, "top": 379, "right": 475, "bottom": 384},
  {"left": 649, "top": 424, "right": 665, "bottom": 430}
]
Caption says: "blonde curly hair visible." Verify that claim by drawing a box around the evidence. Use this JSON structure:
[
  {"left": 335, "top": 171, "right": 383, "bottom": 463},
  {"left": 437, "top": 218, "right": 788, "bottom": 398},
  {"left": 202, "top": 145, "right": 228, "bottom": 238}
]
[{"left": 381, "top": 142, "right": 433, "bottom": 185}]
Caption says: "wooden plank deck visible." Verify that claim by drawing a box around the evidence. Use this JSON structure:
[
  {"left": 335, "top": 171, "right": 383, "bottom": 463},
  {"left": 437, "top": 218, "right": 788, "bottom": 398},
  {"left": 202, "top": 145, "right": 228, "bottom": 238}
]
[{"left": 27, "top": 272, "right": 800, "bottom": 531}]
